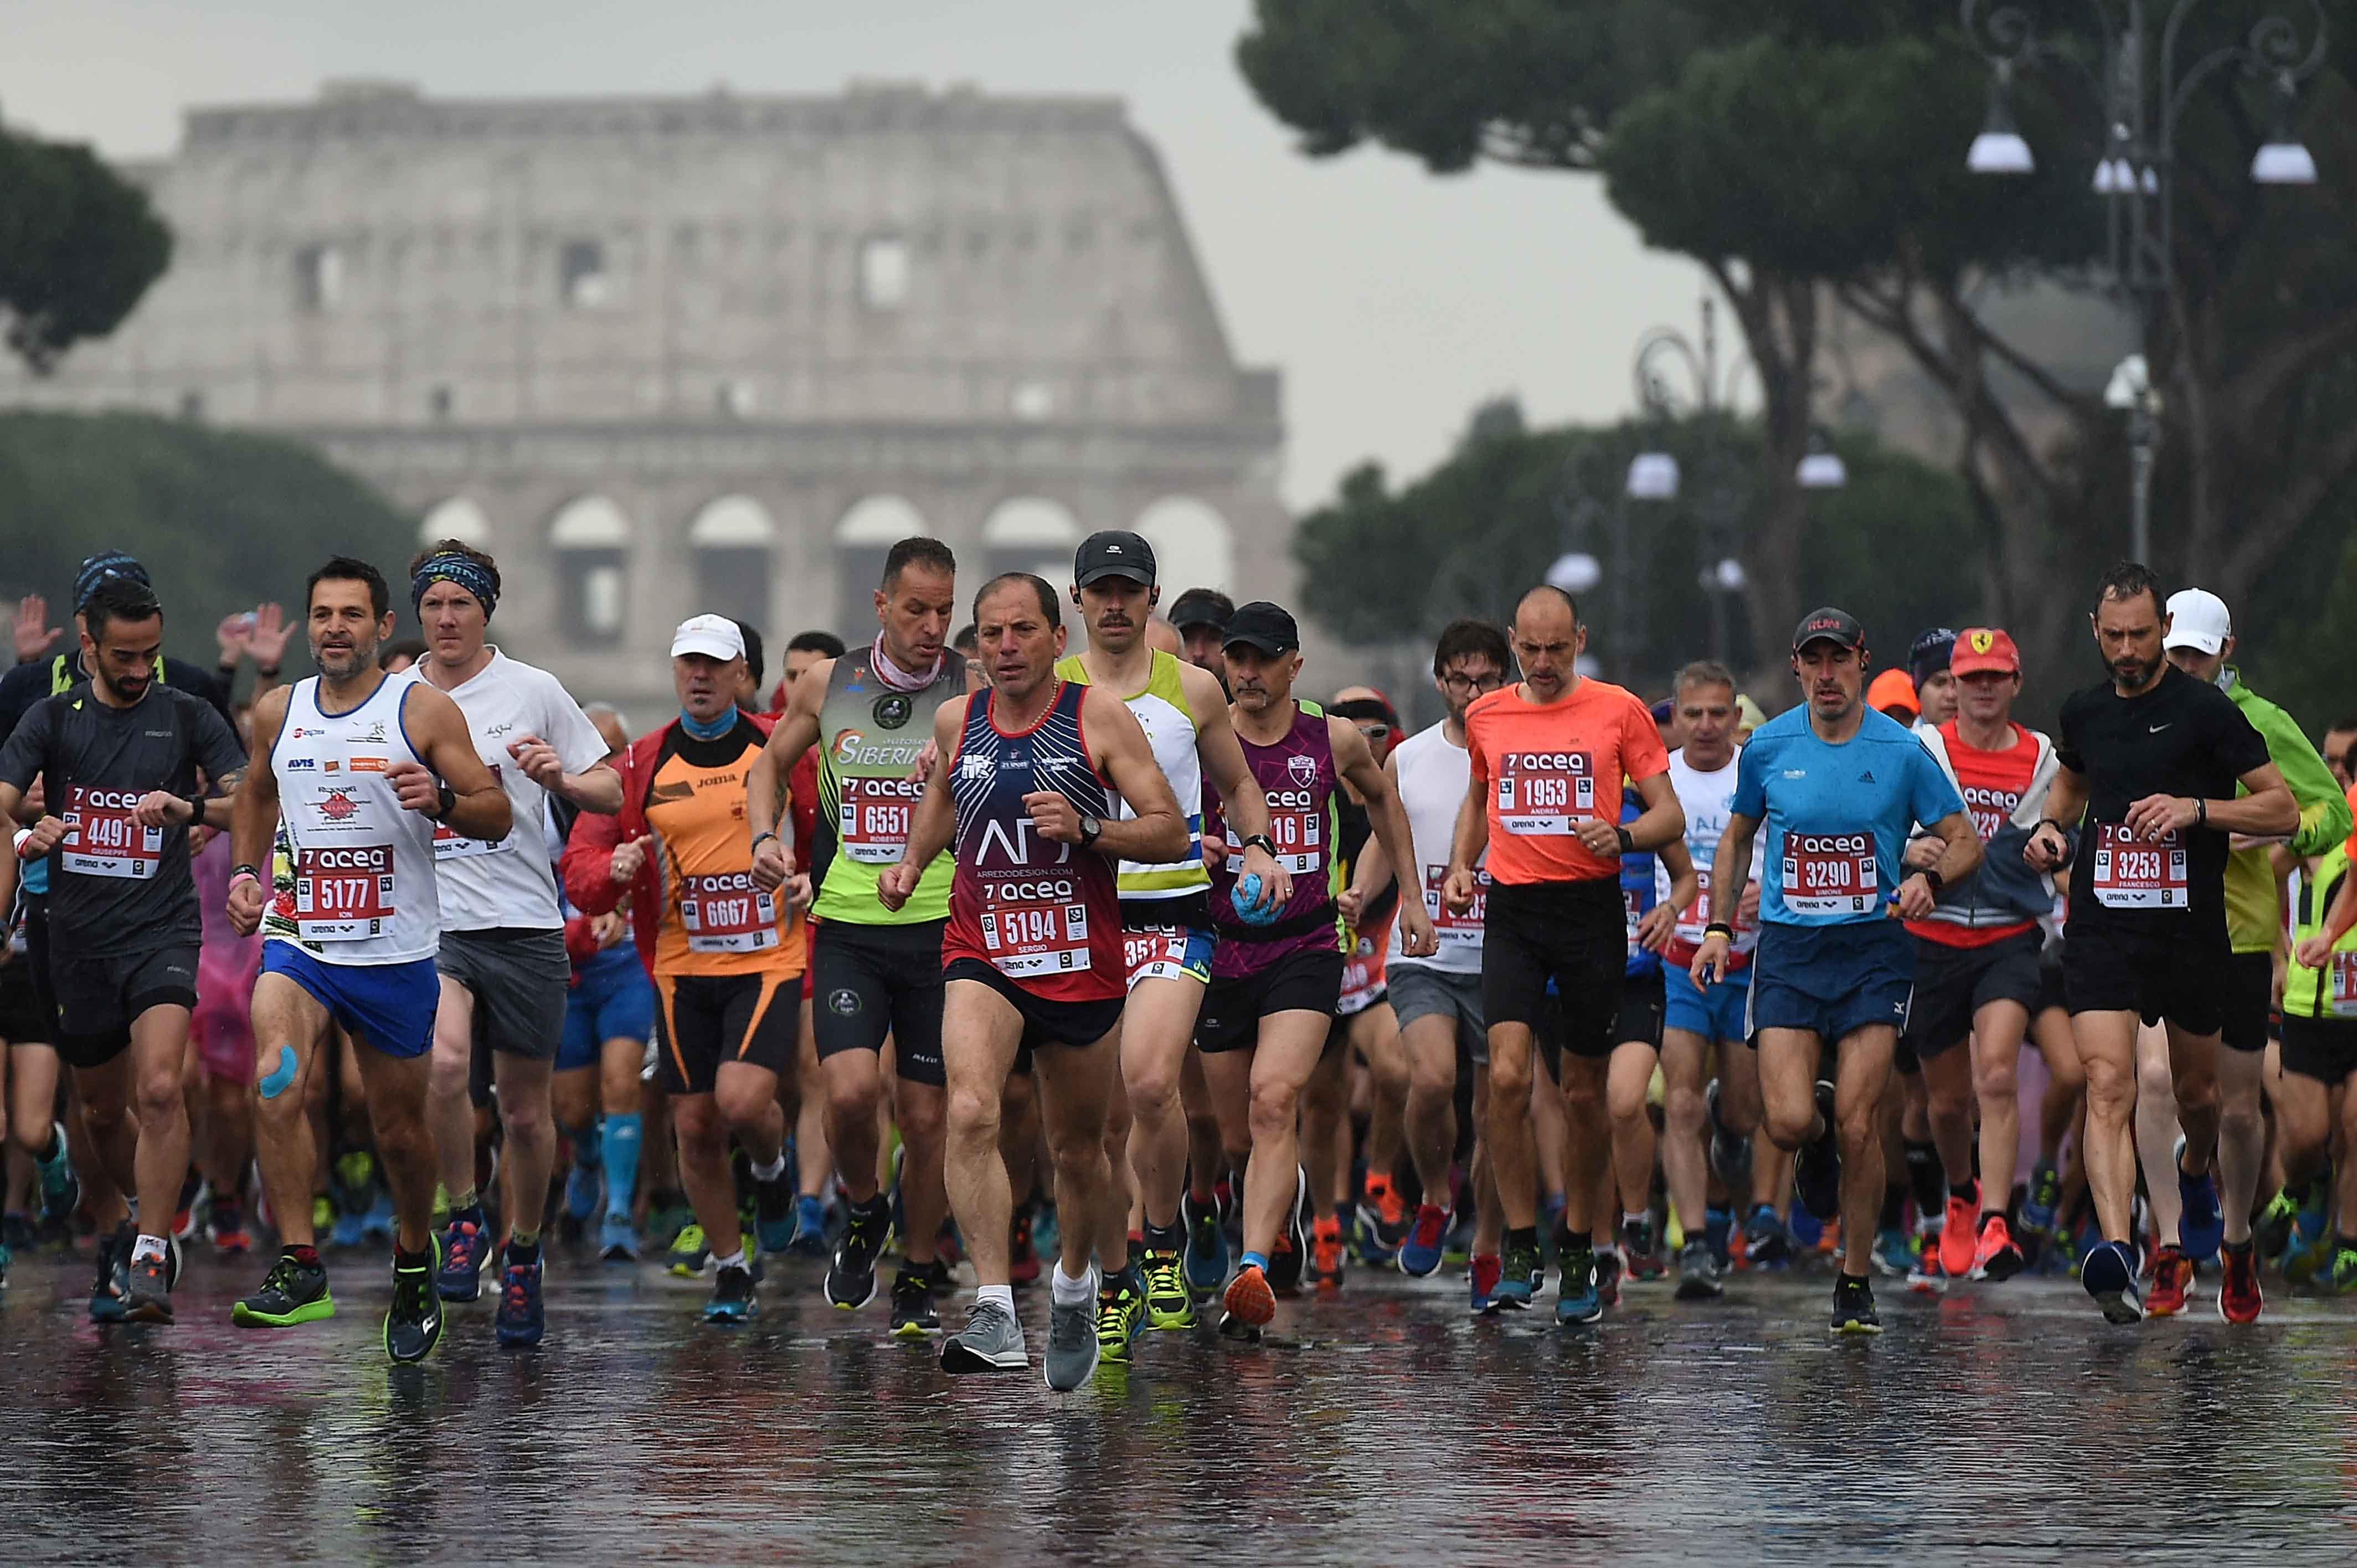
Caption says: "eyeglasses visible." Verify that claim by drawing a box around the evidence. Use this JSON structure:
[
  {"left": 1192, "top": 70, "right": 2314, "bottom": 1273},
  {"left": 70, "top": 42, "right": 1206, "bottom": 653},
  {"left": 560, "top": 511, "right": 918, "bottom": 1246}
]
[
  {"left": 1441, "top": 671, "right": 1506, "bottom": 695},
  {"left": 1356, "top": 724, "right": 1393, "bottom": 746}
]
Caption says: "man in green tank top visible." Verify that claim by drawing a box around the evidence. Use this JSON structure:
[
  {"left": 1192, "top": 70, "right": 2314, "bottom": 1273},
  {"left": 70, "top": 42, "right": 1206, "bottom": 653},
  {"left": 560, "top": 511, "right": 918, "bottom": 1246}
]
[
  {"left": 748, "top": 537, "right": 972, "bottom": 1335},
  {"left": 1053, "top": 529, "right": 1291, "bottom": 1360}
]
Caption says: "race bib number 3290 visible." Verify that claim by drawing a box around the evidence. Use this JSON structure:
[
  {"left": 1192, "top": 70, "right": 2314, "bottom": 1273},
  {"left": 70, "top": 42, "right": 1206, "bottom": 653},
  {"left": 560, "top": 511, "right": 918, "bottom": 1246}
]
[{"left": 1781, "top": 832, "right": 1877, "bottom": 916}]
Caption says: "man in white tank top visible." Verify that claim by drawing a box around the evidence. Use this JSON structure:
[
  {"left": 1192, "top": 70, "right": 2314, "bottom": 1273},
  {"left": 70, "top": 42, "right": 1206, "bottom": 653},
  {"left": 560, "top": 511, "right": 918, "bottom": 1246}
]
[{"left": 224, "top": 556, "right": 512, "bottom": 1364}]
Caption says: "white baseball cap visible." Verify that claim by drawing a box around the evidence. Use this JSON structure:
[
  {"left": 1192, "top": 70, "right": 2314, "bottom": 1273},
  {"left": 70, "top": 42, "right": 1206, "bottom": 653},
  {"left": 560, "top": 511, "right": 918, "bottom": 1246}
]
[
  {"left": 670, "top": 613, "right": 747, "bottom": 662},
  {"left": 2163, "top": 589, "right": 2232, "bottom": 655}
]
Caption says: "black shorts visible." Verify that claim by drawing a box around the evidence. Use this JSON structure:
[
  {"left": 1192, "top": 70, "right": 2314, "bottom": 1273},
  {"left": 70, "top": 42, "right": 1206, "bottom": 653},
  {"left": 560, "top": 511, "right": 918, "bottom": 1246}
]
[
  {"left": 2062, "top": 915, "right": 2229, "bottom": 1036},
  {"left": 1901, "top": 927, "right": 2044, "bottom": 1061},
  {"left": 1483, "top": 880, "right": 1624, "bottom": 1059},
  {"left": 653, "top": 970, "right": 802, "bottom": 1096},
  {"left": 2220, "top": 949, "right": 2276, "bottom": 1055},
  {"left": 812, "top": 919, "right": 948, "bottom": 1088},
  {"left": 18, "top": 896, "right": 63, "bottom": 1048},
  {"left": 2034, "top": 940, "right": 2067, "bottom": 1017},
  {"left": 2281, "top": 1014, "right": 2357, "bottom": 1085},
  {"left": 1198, "top": 947, "right": 1345, "bottom": 1055},
  {"left": 944, "top": 957, "right": 1122, "bottom": 1051},
  {"left": 50, "top": 945, "right": 198, "bottom": 1071},
  {"left": 1536, "top": 971, "right": 1664, "bottom": 1082},
  {"left": 0, "top": 953, "right": 48, "bottom": 1044}
]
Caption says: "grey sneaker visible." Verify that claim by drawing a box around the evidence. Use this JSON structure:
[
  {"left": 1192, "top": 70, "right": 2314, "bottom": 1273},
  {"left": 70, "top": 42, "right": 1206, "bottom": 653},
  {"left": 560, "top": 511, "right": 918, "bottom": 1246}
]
[
  {"left": 1044, "top": 1282, "right": 1102, "bottom": 1391},
  {"left": 1674, "top": 1237, "right": 1725, "bottom": 1302},
  {"left": 940, "top": 1300, "right": 1027, "bottom": 1375}
]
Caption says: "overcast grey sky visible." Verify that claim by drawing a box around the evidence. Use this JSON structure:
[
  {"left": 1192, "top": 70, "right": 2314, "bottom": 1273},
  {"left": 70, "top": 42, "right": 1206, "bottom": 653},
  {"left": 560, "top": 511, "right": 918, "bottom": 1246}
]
[{"left": 0, "top": 0, "right": 1701, "bottom": 509}]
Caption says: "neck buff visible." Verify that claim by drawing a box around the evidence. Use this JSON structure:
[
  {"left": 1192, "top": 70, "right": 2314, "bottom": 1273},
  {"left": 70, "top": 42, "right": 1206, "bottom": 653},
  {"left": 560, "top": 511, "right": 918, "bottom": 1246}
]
[
  {"left": 411, "top": 554, "right": 498, "bottom": 620},
  {"left": 678, "top": 707, "right": 736, "bottom": 741},
  {"left": 871, "top": 633, "right": 946, "bottom": 694}
]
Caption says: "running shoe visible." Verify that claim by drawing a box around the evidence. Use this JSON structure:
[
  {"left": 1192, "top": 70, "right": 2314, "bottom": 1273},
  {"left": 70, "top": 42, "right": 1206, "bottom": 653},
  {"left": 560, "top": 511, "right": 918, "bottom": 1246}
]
[
  {"left": 1704, "top": 1205, "right": 1733, "bottom": 1271},
  {"left": 753, "top": 1175, "right": 796, "bottom": 1256},
  {"left": 35, "top": 1122, "right": 77, "bottom": 1227},
  {"left": 704, "top": 1262, "right": 759, "bottom": 1324},
  {"left": 2286, "top": 1205, "right": 2333, "bottom": 1286},
  {"left": 311, "top": 1196, "right": 336, "bottom": 1237},
  {"left": 2255, "top": 1189, "right": 2301, "bottom": 1260},
  {"left": 1219, "top": 1262, "right": 1277, "bottom": 1337},
  {"left": 1311, "top": 1215, "right": 1347, "bottom": 1291},
  {"left": 1469, "top": 1252, "right": 1505, "bottom": 1316},
  {"left": 1871, "top": 1225, "right": 1913, "bottom": 1279},
  {"left": 1357, "top": 1173, "right": 1408, "bottom": 1263},
  {"left": 1939, "top": 1188, "right": 1979, "bottom": 1278},
  {"left": 665, "top": 1223, "right": 712, "bottom": 1279},
  {"left": 1095, "top": 1270, "right": 1145, "bottom": 1363},
  {"left": 941, "top": 1299, "right": 1027, "bottom": 1374},
  {"left": 124, "top": 1242, "right": 175, "bottom": 1324},
  {"left": 1972, "top": 1214, "right": 2026, "bottom": 1282},
  {"left": 1743, "top": 1205, "right": 1792, "bottom": 1270},
  {"left": 207, "top": 1205, "right": 254, "bottom": 1256},
  {"left": 235, "top": 1249, "right": 336, "bottom": 1327},
  {"left": 564, "top": 1161, "right": 601, "bottom": 1227},
  {"left": 1907, "top": 1235, "right": 1947, "bottom": 1296},
  {"left": 89, "top": 1224, "right": 130, "bottom": 1324},
  {"left": 2081, "top": 1238, "right": 2145, "bottom": 1324},
  {"left": 385, "top": 1242, "right": 445, "bottom": 1364},
  {"left": 172, "top": 1174, "right": 205, "bottom": 1243},
  {"left": 435, "top": 1216, "right": 490, "bottom": 1302},
  {"left": 2218, "top": 1241, "right": 2262, "bottom": 1325},
  {"left": 1398, "top": 1202, "right": 1449, "bottom": 1278},
  {"left": 1675, "top": 1238, "right": 1725, "bottom": 1301},
  {"left": 1140, "top": 1246, "right": 1196, "bottom": 1330},
  {"left": 1556, "top": 1249, "right": 1603, "bottom": 1326},
  {"left": 1008, "top": 1209, "right": 1042, "bottom": 1287},
  {"left": 1594, "top": 1245, "right": 1623, "bottom": 1307},
  {"left": 1266, "top": 1167, "right": 1311, "bottom": 1294},
  {"left": 359, "top": 1189, "right": 397, "bottom": 1246},
  {"left": 599, "top": 1217, "right": 639, "bottom": 1262},
  {"left": 2174, "top": 1137, "right": 2224, "bottom": 1263},
  {"left": 1181, "top": 1188, "right": 1228, "bottom": 1299},
  {"left": 2020, "top": 1159, "right": 2061, "bottom": 1244},
  {"left": 2329, "top": 1244, "right": 2357, "bottom": 1294},
  {"left": 2145, "top": 1244, "right": 2193, "bottom": 1317},
  {"left": 1830, "top": 1274, "right": 1882, "bottom": 1335},
  {"left": 828, "top": 1198, "right": 891, "bottom": 1310},
  {"left": 328, "top": 1206, "right": 369, "bottom": 1251},
  {"left": 1046, "top": 1283, "right": 1102, "bottom": 1389},
  {"left": 789, "top": 1193, "right": 831, "bottom": 1258},
  {"left": 1495, "top": 1237, "right": 1541, "bottom": 1309},
  {"left": 1621, "top": 1215, "right": 1665, "bottom": 1281},
  {"left": 1706, "top": 1078, "right": 1752, "bottom": 1188},
  {"left": 889, "top": 1266, "right": 939, "bottom": 1338},
  {"left": 1440, "top": 1203, "right": 1475, "bottom": 1266},
  {"left": 3, "top": 1211, "right": 31, "bottom": 1254},
  {"left": 496, "top": 1257, "right": 545, "bottom": 1348},
  {"left": 1794, "top": 1080, "right": 1840, "bottom": 1222}
]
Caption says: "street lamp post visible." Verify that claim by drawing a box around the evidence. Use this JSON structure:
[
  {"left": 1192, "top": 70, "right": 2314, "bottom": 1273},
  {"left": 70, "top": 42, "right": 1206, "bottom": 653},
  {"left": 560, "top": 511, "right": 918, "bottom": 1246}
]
[{"left": 1961, "top": 0, "right": 2327, "bottom": 563}]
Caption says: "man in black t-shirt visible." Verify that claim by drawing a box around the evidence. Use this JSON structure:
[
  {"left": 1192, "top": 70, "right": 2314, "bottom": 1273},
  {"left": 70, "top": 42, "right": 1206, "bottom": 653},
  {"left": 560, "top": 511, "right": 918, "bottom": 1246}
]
[
  {"left": 2025, "top": 563, "right": 2294, "bottom": 1328},
  {"left": 0, "top": 551, "right": 239, "bottom": 746},
  {"left": 0, "top": 579, "right": 246, "bottom": 1328}
]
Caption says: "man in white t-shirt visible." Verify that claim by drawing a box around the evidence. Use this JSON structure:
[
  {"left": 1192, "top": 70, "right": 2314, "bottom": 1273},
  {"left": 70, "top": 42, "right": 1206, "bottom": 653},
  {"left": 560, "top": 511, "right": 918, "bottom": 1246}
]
[{"left": 406, "top": 541, "right": 621, "bottom": 1348}]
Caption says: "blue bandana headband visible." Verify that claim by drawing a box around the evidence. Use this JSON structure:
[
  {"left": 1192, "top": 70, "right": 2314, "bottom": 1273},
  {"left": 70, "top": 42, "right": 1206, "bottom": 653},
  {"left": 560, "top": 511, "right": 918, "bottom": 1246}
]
[{"left": 413, "top": 554, "right": 498, "bottom": 619}]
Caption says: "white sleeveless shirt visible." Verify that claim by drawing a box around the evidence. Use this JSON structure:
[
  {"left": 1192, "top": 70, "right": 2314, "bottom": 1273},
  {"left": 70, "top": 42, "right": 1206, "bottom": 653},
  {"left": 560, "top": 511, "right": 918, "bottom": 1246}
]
[
  {"left": 264, "top": 673, "right": 440, "bottom": 965},
  {"left": 1390, "top": 721, "right": 1485, "bottom": 976}
]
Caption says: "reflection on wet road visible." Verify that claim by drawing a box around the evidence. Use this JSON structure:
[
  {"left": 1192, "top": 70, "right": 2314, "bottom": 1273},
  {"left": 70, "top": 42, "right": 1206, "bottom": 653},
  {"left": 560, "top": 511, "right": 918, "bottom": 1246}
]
[{"left": 4, "top": 1248, "right": 2354, "bottom": 1564}]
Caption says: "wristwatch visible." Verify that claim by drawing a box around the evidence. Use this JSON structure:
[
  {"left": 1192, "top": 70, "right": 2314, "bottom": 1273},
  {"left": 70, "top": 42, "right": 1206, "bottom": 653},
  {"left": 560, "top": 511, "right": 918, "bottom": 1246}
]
[
  {"left": 1079, "top": 814, "right": 1103, "bottom": 848},
  {"left": 430, "top": 782, "right": 458, "bottom": 821},
  {"left": 1614, "top": 826, "right": 1635, "bottom": 856},
  {"left": 1242, "top": 833, "right": 1278, "bottom": 858}
]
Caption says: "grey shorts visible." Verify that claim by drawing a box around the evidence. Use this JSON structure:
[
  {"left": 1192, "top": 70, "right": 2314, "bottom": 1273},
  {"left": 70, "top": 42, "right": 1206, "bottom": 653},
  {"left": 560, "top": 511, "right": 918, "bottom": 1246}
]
[
  {"left": 1389, "top": 962, "right": 1487, "bottom": 1067},
  {"left": 436, "top": 926, "right": 570, "bottom": 1064}
]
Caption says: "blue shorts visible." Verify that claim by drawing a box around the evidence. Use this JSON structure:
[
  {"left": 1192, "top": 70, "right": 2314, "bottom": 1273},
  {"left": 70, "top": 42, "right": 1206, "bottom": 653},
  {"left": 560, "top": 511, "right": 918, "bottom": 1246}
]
[
  {"left": 560, "top": 945, "right": 657, "bottom": 1073},
  {"left": 1664, "top": 962, "right": 1752, "bottom": 1045},
  {"left": 1746, "top": 920, "right": 1915, "bottom": 1045},
  {"left": 262, "top": 942, "right": 438, "bottom": 1060}
]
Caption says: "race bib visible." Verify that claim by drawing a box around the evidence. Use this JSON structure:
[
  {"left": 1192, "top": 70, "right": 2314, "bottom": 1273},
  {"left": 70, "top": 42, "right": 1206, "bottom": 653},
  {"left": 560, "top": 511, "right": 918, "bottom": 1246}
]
[
  {"left": 1781, "top": 832, "right": 1879, "bottom": 917},
  {"left": 1495, "top": 750, "right": 1596, "bottom": 835},
  {"left": 294, "top": 845, "right": 396, "bottom": 941},
  {"left": 1424, "top": 862, "right": 1487, "bottom": 947},
  {"left": 2330, "top": 953, "right": 2357, "bottom": 1018},
  {"left": 1124, "top": 926, "right": 1200, "bottom": 987},
  {"left": 838, "top": 776, "right": 922, "bottom": 865},
  {"left": 1674, "top": 865, "right": 1751, "bottom": 945},
  {"left": 1625, "top": 889, "right": 1643, "bottom": 960},
  {"left": 680, "top": 871, "right": 781, "bottom": 953},
  {"left": 1340, "top": 926, "right": 1388, "bottom": 1013},
  {"left": 1267, "top": 804, "right": 1326, "bottom": 875},
  {"left": 433, "top": 823, "right": 511, "bottom": 862},
  {"left": 2090, "top": 824, "right": 2188, "bottom": 911},
  {"left": 980, "top": 887, "right": 1093, "bottom": 979},
  {"left": 60, "top": 786, "right": 164, "bottom": 880}
]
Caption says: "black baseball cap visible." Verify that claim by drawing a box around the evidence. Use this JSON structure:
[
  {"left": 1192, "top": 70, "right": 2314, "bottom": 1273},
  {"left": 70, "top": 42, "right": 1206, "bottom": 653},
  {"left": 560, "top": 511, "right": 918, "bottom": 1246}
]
[
  {"left": 1074, "top": 530, "right": 1156, "bottom": 589},
  {"left": 1166, "top": 587, "right": 1233, "bottom": 633},
  {"left": 1908, "top": 626, "right": 1958, "bottom": 684},
  {"left": 1224, "top": 601, "right": 1300, "bottom": 656},
  {"left": 1792, "top": 606, "right": 1866, "bottom": 654},
  {"left": 76, "top": 550, "right": 150, "bottom": 610}
]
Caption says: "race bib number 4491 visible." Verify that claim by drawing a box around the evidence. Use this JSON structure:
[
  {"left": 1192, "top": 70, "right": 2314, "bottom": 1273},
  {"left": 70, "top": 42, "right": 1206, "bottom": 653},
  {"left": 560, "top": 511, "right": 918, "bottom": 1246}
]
[
  {"left": 1781, "top": 832, "right": 1878, "bottom": 916},
  {"left": 60, "top": 786, "right": 163, "bottom": 880},
  {"left": 1495, "top": 751, "right": 1595, "bottom": 835}
]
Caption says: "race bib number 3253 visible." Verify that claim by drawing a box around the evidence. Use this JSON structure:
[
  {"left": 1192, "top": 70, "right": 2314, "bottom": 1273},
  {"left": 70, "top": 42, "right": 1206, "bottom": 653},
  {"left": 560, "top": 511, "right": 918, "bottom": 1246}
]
[{"left": 2090, "top": 824, "right": 2188, "bottom": 911}]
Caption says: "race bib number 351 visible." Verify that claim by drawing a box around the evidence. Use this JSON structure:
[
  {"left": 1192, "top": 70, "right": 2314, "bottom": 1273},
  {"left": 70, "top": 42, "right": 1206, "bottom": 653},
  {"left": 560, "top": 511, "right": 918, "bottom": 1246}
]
[
  {"left": 2090, "top": 824, "right": 2188, "bottom": 911},
  {"left": 60, "top": 786, "right": 163, "bottom": 880},
  {"left": 1781, "top": 832, "right": 1878, "bottom": 916},
  {"left": 1495, "top": 751, "right": 1595, "bottom": 835}
]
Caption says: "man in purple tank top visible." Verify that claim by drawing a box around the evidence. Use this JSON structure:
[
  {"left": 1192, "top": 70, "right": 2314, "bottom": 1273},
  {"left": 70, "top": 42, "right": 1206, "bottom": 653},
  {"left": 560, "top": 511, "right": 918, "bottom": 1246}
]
[{"left": 1197, "top": 601, "right": 1434, "bottom": 1338}]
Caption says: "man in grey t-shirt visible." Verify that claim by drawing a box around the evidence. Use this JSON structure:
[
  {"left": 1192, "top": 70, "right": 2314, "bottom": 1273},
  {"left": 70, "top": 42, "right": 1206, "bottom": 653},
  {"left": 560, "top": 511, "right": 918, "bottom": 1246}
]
[{"left": 0, "top": 578, "right": 246, "bottom": 1328}]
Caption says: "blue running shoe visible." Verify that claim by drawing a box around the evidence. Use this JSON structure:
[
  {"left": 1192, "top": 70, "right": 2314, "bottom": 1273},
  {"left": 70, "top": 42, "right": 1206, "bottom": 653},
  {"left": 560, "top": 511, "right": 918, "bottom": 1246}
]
[
  {"left": 754, "top": 1177, "right": 796, "bottom": 1257},
  {"left": 1744, "top": 1204, "right": 1792, "bottom": 1270},
  {"left": 496, "top": 1257, "right": 545, "bottom": 1348},
  {"left": 329, "top": 1208, "right": 369, "bottom": 1250},
  {"left": 788, "top": 1194, "right": 830, "bottom": 1257},
  {"left": 1703, "top": 1204, "right": 1733, "bottom": 1270},
  {"left": 1398, "top": 1202, "right": 1449, "bottom": 1278},
  {"left": 599, "top": 1217, "right": 639, "bottom": 1262},
  {"left": 1555, "top": 1249, "right": 1603, "bottom": 1326},
  {"left": 436, "top": 1216, "right": 490, "bottom": 1303},
  {"left": 1872, "top": 1226, "right": 1914, "bottom": 1279},
  {"left": 1496, "top": 1237, "right": 1541, "bottom": 1310},
  {"left": 564, "top": 1162, "right": 601, "bottom": 1226},
  {"left": 2175, "top": 1136, "right": 2224, "bottom": 1262},
  {"left": 1182, "top": 1188, "right": 1228, "bottom": 1298},
  {"left": 89, "top": 1225, "right": 130, "bottom": 1323},
  {"left": 2020, "top": 1159, "right": 2061, "bottom": 1245},
  {"left": 360, "top": 1189, "right": 397, "bottom": 1246},
  {"left": 2082, "top": 1237, "right": 2144, "bottom": 1324},
  {"left": 704, "top": 1261, "right": 759, "bottom": 1324}
]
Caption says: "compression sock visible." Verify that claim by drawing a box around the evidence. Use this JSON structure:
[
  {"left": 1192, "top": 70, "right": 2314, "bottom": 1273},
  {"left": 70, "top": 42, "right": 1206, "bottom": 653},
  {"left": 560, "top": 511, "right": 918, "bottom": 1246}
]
[
  {"left": 601, "top": 1113, "right": 642, "bottom": 1222},
  {"left": 1902, "top": 1141, "right": 1943, "bottom": 1224},
  {"left": 570, "top": 1122, "right": 601, "bottom": 1171}
]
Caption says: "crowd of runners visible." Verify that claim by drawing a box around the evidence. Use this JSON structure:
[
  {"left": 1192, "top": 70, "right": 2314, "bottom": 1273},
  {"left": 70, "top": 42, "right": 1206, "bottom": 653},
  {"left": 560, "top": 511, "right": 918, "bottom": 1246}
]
[{"left": 3, "top": 534, "right": 2352, "bottom": 1380}]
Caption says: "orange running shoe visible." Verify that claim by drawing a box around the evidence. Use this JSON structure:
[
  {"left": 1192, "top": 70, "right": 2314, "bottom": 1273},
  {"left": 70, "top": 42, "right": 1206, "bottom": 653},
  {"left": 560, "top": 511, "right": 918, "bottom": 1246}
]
[
  {"left": 1311, "top": 1217, "right": 1346, "bottom": 1291},
  {"left": 2219, "top": 1241, "right": 2263, "bottom": 1325},
  {"left": 1221, "top": 1262, "right": 1276, "bottom": 1330},
  {"left": 1971, "top": 1214, "right": 2026, "bottom": 1282},
  {"left": 2147, "top": 1244, "right": 2193, "bottom": 1316},
  {"left": 1940, "top": 1187, "right": 1979, "bottom": 1278},
  {"left": 1367, "top": 1173, "right": 1408, "bottom": 1232}
]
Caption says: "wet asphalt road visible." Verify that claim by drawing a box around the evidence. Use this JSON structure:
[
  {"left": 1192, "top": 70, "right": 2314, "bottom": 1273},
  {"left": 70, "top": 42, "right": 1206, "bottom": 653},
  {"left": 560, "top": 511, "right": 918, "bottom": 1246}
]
[{"left": 3, "top": 1244, "right": 2355, "bottom": 1565}]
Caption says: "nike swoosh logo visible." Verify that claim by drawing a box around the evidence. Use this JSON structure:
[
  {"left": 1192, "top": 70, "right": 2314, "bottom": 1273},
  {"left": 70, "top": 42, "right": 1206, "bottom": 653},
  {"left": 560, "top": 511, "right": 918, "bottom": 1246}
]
[{"left": 2149, "top": 724, "right": 2171, "bottom": 733}]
